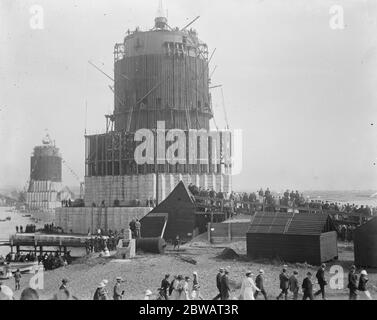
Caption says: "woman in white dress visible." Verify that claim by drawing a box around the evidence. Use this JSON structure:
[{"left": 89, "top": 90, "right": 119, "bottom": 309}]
[{"left": 239, "top": 271, "right": 260, "bottom": 300}]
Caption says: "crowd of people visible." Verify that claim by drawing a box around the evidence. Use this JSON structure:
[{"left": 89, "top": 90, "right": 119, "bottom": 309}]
[
  {"left": 61, "top": 199, "right": 73, "bottom": 207},
  {"left": 0, "top": 263, "right": 372, "bottom": 300},
  {"left": 85, "top": 232, "right": 120, "bottom": 255},
  {"left": 39, "top": 251, "right": 72, "bottom": 270},
  {"left": 188, "top": 184, "right": 375, "bottom": 218}
]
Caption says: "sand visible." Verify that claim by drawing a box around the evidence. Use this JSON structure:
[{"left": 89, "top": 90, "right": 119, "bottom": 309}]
[{"left": 2, "top": 241, "right": 377, "bottom": 300}]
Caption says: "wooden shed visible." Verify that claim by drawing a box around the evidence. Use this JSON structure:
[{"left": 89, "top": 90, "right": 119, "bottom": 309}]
[
  {"left": 142, "top": 181, "right": 200, "bottom": 241},
  {"left": 354, "top": 217, "right": 377, "bottom": 267},
  {"left": 246, "top": 212, "right": 338, "bottom": 265}
]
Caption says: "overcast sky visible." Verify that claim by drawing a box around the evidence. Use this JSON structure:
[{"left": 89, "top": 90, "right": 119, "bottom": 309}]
[{"left": 1, "top": 0, "right": 377, "bottom": 192}]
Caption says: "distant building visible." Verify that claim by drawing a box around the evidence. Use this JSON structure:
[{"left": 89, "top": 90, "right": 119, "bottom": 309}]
[
  {"left": 246, "top": 212, "right": 338, "bottom": 265},
  {"left": 25, "top": 135, "right": 73, "bottom": 218}
]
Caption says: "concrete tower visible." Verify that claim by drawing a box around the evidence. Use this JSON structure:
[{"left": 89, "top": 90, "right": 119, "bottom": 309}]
[{"left": 84, "top": 11, "right": 232, "bottom": 207}]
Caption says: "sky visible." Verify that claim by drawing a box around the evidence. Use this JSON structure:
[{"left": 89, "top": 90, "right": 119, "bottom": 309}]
[{"left": 0, "top": 0, "right": 377, "bottom": 192}]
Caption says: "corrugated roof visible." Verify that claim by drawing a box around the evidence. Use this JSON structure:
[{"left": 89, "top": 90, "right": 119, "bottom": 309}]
[{"left": 248, "top": 212, "right": 334, "bottom": 235}]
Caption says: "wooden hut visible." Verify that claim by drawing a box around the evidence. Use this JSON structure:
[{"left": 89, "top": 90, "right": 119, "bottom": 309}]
[
  {"left": 141, "top": 181, "right": 200, "bottom": 241},
  {"left": 354, "top": 217, "right": 377, "bottom": 267},
  {"left": 246, "top": 212, "right": 338, "bottom": 265}
]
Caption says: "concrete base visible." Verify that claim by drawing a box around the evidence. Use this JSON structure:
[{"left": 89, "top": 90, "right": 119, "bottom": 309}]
[
  {"left": 115, "top": 238, "right": 136, "bottom": 259},
  {"left": 84, "top": 173, "right": 232, "bottom": 207},
  {"left": 55, "top": 207, "right": 152, "bottom": 234}
]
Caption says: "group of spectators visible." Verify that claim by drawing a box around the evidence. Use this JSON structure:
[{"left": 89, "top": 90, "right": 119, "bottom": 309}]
[
  {"left": 0, "top": 263, "right": 373, "bottom": 300},
  {"left": 61, "top": 199, "right": 72, "bottom": 207},
  {"left": 84, "top": 230, "right": 122, "bottom": 255},
  {"left": 188, "top": 184, "right": 375, "bottom": 218},
  {"left": 39, "top": 251, "right": 72, "bottom": 270}
]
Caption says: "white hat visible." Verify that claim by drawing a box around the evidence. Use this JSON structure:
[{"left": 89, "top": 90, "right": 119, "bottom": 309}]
[
  {"left": 0, "top": 285, "right": 13, "bottom": 300},
  {"left": 102, "top": 279, "right": 108, "bottom": 285},
  {"left": 193, "top": 271, "right": 198, "bottom": 276},
  {"left": 361, "top": 270, "right": 368, "bottom": 276},
  {"left": 98, "top": 282, "right": 105, "bottom": 288},
  {"left": 145, "top": 289, "right": 152, "bottom": 296}
]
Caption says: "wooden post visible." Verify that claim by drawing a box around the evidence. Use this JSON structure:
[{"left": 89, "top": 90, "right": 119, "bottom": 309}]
[
  {"left": 207, "top": 222, "right": 211, "bottom": 243},
  {"left": 228, "top": 223, "right": 231, "bottom": 242}
]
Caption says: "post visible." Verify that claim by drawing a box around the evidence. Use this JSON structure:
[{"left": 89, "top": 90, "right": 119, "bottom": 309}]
[
  {"left": 207, "top": 222, "right": 211, "bottom": 243},
  {"left": 228, "top": 223, "right": 231, "bottom": 242}
]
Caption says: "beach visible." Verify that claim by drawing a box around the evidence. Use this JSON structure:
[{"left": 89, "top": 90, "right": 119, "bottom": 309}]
[{"left": 1, "top": 240, "right": 376, "bottom": 300}]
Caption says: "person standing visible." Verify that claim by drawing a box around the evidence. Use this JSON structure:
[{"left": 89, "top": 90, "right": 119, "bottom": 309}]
[
  {"left": 160, "top": 274, "right": 170, "bottom": 300},
  {"left": 93, "top": 282, "right": 109, "bottom": 300},
  {"left": 239, "top": 271, "right": 260, "bottom": 300},
  {"left": 288, "top": 270, "right": 299, "bottom": 300},
  {"left": 302, "top": 272, "right": 314, "bottom": 300},
  {"left": 254, "top": 269, "right": 268, "bottom": 300},
  {"left": 358, "top": 270, "right": 372, "bottom": 300},
  {"left": 220, "top": 268, "right": 231, "bottom": 300},
  {"left": 169, "top": 275, "right": 178, "bottom": 298},
  {"left": 183, "top": 276, "right": 191, "bottom": 300},
  {"left": 348, "top": 265, "right": 358, "bottom": 300},
  {"left": 174, "top": 275, "right": 185, "bottom": 300},
  {"left": 314, "top": 264, "right": 327, "bottom": 300},
  {"left": 213, "top": 268, "right": 224, "bottom": 300},
  {"left": 59, "top": 279, "right": 68, "bottom": 291},
  {"left": 14, "top": 269, "right": 22, "bottom": 291},
  {"left": 135, "top": 219, "right": 141, "bottom": 238},
  {"left": 113, "top": 277, "right": 124, "bottom": 300},
  {"left": 191, "top": 272, "right": 203, "bottom": 300},
  {"left": 276, "top": 267, "right": 289, "bottom": 300}
]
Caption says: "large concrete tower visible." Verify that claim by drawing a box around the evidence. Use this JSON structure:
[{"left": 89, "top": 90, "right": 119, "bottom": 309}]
[
  {"left": 26, "top": 135, "right": 63, "bottom": 212},
  {"left": 112, "top": 11, "right": 212, "bottom": 132},
  {"left": 84, "top": 12, "right": 232, "bottom": 208}
]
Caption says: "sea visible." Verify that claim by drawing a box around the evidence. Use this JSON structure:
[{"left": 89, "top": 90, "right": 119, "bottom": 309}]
[{"left": 0, "top": 206, "right": 44, "bottom": 256}]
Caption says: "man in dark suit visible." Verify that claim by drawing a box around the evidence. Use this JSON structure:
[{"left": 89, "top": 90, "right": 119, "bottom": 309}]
[
  {"left": 276, "top": 266, "right": 289, "bottom": 300},
  {"left": 160, "top": 274, "right": 170, "bottom": 300},
  {"left": 59, "top": 278, "right": 68, "bottom": 291},
  {"left": 302, "top": 272, "right": 314, "bottom": 300},
  {"left": 288, "top": 270, "right": 299, "bottom": 300},
  {"left": 348, "top": 265, "right": 358, "bottom": 300},
  {"left": 314, "top": 264, "right": 327, "bottom": 300},
  {"left": 212, "top": 268, "right": 224, "bottom": 300},
  {"left": 220, "top": 269, "right": 230, "bottom": 300},
  {"left": 254, "top": 269, "right": 268, "bottom": 300},
  {"left": 113, "top": 277, "right": 124, "bottom": 300}
]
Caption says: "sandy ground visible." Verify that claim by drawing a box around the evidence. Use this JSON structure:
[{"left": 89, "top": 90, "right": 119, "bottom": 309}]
[{"left": 2, "top": 240, "right": 377, "bottom": 300}]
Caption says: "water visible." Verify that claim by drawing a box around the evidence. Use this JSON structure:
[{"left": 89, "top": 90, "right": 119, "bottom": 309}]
[
  {"left": 304, "top": 190, "right": 377, "bottom": 207},
  {"left": 0, "top": 206, "right": 43, "bottom": 256}
]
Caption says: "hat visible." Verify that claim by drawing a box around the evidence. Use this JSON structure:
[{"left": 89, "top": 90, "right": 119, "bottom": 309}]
[
  {"left": 361, "top": 270, "right": 368, "bottom": 276},
  {"left": 116, "top": 277, "right": 123, "bottom": 281},
  {"left": 102, "top": 279, "right": 108, "bottom": 285},
  {"left": 193, "top": 271, "right": 198, "bottom": 276},
  {"left": 145, "top": 289, "right": 152, "bottom": 296},
  {"left": 0, "top": 285, "right": 13, "bottom": 300},
  {"left": 98, "top": 282, "right": 105, "bottom": 288},
  {"left": 259, "top": 269, "right": 264, "bottom": 274},
  {"left": 219, "top": 268, "right": 224, "bottom": 272},
  {"left": 246, "top": 271, "right": 253, "bottom": 277}
]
